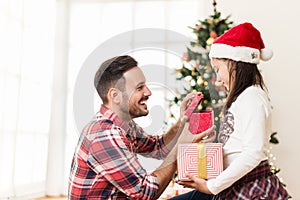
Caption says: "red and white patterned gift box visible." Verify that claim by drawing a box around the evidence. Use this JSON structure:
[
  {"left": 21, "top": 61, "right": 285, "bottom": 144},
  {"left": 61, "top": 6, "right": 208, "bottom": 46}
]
[{"left": 177, "top": 143, "right": 223, "bottom": 180}]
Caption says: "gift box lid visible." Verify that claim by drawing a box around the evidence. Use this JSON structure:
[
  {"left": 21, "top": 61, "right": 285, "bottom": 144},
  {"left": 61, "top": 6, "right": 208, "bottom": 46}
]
[{"left": 184, "top": 93, "right": 203, "bottom": 118}]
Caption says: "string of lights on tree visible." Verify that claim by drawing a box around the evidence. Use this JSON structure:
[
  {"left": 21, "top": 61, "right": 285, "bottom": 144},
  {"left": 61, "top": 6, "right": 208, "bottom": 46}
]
[
  {"left": 169, "top": 0, "right": 233, "bottom": 132},
  {"left": 168, "top": 0, "right": 284, "bottom": 181}
]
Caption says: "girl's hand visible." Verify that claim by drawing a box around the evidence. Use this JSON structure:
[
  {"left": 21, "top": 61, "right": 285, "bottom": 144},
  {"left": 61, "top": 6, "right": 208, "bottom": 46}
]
[
  {"left": 177, "top": 174, "right": 212, "bottom": 194},
  {"left": 177, "top": 123, "right": 216, "bottom": 144},
  {"left": 192, "top": 125, "right": 216, "bottom": 143}
]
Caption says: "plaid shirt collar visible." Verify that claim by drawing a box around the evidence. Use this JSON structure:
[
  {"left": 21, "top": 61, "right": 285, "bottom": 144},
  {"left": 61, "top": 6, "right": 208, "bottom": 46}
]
[{"left": 98, "top": 104, "right": 130, "bottom": 133}]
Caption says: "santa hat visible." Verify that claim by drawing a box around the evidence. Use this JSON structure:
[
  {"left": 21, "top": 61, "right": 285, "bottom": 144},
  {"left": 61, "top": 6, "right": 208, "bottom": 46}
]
[{"left": 209, "top": 22, "right": 273, "bottom": 64}]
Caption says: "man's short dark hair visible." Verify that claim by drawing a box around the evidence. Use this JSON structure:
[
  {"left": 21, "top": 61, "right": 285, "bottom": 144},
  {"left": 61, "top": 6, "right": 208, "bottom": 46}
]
[{"left": 94, "top": 55, "right": 138, "bottom": 104}]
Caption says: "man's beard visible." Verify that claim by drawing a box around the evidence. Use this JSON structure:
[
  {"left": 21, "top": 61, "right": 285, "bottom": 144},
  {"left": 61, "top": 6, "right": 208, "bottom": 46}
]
[
  {"left": 121, "top": 92, "right": 149, "bottom": 119},
  {"left": 130, "top": 95, "right": 149, "bottom": 118}
]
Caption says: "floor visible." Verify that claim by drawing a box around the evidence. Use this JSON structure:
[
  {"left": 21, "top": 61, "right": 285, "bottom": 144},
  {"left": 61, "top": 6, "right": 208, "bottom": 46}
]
[{"left": 34, "top": 196, "right": 67, "bottom": 200}]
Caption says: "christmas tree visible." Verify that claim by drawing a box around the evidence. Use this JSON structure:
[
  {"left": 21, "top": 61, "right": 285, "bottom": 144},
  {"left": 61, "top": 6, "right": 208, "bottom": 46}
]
[
  {"left": 169, "top": 0, "right": 283, "bottom": 178},
  {"left": 169, "top": 1, "right": 233, "bottom": 132}
]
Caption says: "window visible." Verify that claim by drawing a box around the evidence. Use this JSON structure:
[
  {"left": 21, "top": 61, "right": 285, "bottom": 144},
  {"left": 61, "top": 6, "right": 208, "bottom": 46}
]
[{"left": 0, "top": 0, "right": 55, "bottom": 198}]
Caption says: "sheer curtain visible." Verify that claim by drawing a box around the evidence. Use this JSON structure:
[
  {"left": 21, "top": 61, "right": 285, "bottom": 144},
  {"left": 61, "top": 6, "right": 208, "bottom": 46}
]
[
  {"left": 0, "top": 0, "right": 56, "bottom": 199},
  {"left": 0, "top": 0, "right": 207, "bottom": 198}
]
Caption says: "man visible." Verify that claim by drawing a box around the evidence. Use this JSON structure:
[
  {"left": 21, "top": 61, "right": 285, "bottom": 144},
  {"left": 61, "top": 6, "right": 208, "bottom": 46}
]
[{"left": 68, "top": 55, "right": 212, "bottom": 199}]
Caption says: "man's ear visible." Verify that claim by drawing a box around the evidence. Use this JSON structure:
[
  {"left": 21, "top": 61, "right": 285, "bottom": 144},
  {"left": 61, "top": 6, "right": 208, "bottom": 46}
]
[{"left": 107, "top": 88, "right": 121, "bottom": 104}]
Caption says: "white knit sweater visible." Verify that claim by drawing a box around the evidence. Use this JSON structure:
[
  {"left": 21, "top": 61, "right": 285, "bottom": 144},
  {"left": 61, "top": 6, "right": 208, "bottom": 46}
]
[{"left": 207, "top": 86, "right": 272, "bottom": 194}]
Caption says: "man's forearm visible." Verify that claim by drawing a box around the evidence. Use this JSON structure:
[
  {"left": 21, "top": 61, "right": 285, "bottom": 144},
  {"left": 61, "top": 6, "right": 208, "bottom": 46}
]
[
  {"left": 163, "top": 118, "right": 185, "bottom": 150},
  {"left": 153, "top": 145, "right": 178, "bottom": 199},
  {"left": 162, "top": 92, "right": 199, "bottom": 149}
]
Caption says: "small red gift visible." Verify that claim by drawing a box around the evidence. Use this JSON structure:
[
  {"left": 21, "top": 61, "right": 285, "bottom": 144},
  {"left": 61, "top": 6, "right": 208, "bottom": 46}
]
[
  {"left": 189, "top": 110, "right": 213, "bottom": 134},
  {"left": 177, "top": 143, "right": 223, "bottom": 180}
]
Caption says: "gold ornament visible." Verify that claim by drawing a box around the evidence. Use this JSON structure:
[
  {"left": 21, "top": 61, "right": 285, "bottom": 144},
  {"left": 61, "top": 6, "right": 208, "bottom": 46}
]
[
  {"left": 175, "top": 68, "right": 183, "bottom": 73},
  {"left": 207, "top": 19, "right": 213, "bottom": 24},
  {"left": 197, "top": 77, "right": 204, "bottom": 85},
  {"left": 206, "top": 37, "right": 215, "bottom": 45},
  {"left": 214, "top": 19, "right": 220, "bottom": 24},
  {"left": 191, "top": 67, "right": 196, "bottom": 76}
]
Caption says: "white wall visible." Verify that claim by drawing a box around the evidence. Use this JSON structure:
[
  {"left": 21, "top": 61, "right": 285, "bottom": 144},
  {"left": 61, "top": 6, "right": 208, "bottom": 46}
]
[{"left": 214, "top": 0, "right": 300, "bottom": 198}]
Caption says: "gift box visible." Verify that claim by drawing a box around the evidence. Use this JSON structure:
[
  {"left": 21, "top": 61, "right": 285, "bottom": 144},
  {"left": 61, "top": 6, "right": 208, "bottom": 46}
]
[
  {"left": 177, "top": 143, "right": 223, "bottom": 180},
  {"left": 189, "top": 110, "right": 213, "bottom": 134}
]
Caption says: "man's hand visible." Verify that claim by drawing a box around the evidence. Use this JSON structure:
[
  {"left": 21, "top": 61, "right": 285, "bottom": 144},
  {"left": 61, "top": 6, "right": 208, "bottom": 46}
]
[{"left": 179, "top": 92, "right": 202, "bottom": 119}]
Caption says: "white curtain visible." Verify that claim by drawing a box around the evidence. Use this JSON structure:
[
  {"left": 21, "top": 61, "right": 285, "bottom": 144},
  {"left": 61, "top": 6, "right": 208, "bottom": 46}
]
[{"left": 0, "top": 0, "right": 56, "bottom": 199}]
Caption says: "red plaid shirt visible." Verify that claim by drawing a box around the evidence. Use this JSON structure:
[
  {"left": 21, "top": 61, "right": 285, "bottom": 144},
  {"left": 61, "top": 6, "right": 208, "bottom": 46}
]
[{"left": 68, "top": 105, "right": 170, "bottom": 199}]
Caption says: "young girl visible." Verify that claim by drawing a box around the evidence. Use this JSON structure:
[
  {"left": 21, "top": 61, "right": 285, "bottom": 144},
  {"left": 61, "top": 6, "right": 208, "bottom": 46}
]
[{"left": 174, "top": 23, "right": 290, "bottom": 199}]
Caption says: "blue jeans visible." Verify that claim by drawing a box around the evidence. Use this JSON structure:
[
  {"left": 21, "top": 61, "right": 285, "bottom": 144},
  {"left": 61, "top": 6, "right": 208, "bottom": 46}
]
[{"left": 168, "top": 190, "right": 214, "bottom": 200}]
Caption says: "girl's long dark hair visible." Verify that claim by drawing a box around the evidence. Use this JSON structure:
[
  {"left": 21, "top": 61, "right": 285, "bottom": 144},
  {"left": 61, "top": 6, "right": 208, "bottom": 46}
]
[{"left": 225, "top": 59, "right": 267, "bottom": 110}]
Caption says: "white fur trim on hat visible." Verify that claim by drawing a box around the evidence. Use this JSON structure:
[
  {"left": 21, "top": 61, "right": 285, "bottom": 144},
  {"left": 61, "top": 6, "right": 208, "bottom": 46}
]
[
  {"left": 260, "top": 48, "right": 273, "bottom": 61},
  {"left": 209, "top": 43, "right": 261, "bottom": 64}
]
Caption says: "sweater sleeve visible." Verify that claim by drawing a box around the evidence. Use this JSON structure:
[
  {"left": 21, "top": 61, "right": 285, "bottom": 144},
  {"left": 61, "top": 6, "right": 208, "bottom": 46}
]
[
  {"left": 207, "top": 88, "right": 271, "bottom": 194},
  {"left": 87, "top": 128, "right": 159, "bottom": 199},
  {"left": 129, "top": 121, "right": 170, "bottom": 159}
]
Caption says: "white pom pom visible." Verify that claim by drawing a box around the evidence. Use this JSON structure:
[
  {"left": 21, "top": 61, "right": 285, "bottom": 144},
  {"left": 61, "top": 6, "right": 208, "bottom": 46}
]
[{"left": 260, "top": 48, "right": 273, "bottom": 61}]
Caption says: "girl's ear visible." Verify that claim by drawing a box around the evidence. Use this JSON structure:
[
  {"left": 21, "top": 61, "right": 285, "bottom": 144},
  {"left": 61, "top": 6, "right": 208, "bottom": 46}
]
[{"left": 107, "top": 88, "right": 122, "bottom": 104}]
